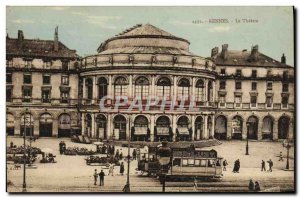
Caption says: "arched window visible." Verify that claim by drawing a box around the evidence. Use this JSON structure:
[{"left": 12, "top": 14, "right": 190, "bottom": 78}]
[
  {"left": 207, "top": 80, "right": 213, "bottom": 102},
  {"left": 178, "top": 78, "right": 190, "bottom": 99},
  {"left": 195, "top": 79, "right": 205, "bottom": 102},
  {"left": 135, "top": 76, "right": 150, "bottom": 100},
  {"left": 98, "top": 77, "right": 108, "bottom": 100},
  {"left": 157, "top": 116, "right": 170, "bottom": 127},
  {"left": 177, "top": 116, "right": 189, "bottom": 127},
  {"left": 114, "top": 76, "right": 128, "bottom": 97},
  {"left": 86, "top": 78, "right": 93, "bottom": 100},
  {"left": 134, "top": 115, "right": 148, "bottom": 127},
  {"left": 157, "top": 77, "right": 171, "bottom": 99}
]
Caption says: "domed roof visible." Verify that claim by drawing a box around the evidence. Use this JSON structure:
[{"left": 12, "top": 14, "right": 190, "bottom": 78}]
[{"left": 97, "top": 24, "right": 192, "bottom": 55}]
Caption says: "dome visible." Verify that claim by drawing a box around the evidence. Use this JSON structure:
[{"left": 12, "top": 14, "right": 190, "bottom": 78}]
[{"left": 97, "top": 24, "right": 192, "bottom": 55}]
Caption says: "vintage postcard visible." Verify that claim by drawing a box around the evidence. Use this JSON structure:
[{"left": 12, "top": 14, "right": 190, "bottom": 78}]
[{"left": 6, "top": 6, "right": 295, "bottom": 193}]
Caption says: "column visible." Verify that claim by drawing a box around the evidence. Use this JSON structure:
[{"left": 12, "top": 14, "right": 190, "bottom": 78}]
[
  {"left": 93, "top": 76, "right": 97, "bottom": 104},
  {"left": 273, "top": 120, "right": 278, "bottom": 141},
  {"left": 212, "top": 80, "right": 216, "bottom": 103},
  {"left": 151, "top": 75, "right": 155, "bottom": 96},
  {"left": 242, "top": 122, "right": 247, "bottom": 140},
  {"left": 150, "top": 114, "right": 155, "bottom": 142},
  {"left": 129, "top": 75, "right": 133, "bottom": 99},
  {"left": 204, "top": 79, "right": 208, "bottom": 106},
  {"left": 173, "top": 76, "right": 177, "bottom": 102},
  {"left": 81, "top": 112, "right": 85, "bottom": 135},
  {"left": 191, "top": 115, "right": 195, "bottom": 141},
  {"left": 82, "top": 78, "right": 86, "bottom": 104},
  {"left": 91, "top": 113, "right": 95, "bottom": 138},
  {"left": 107, "top": 114, "right": 112, "bottom": 140},
  {"left": 211, "top": 115, "right": 215, "bottom": 138},
  {"left": 257, "top": 120, "right": 263, "bottom": 140},
  {"left": 288, "top": 120, "right": 294, "bottom": 139},
  {"left": 33, "top": 119, "right": 39, "bottom": 137},
  {"left": 226, "top": 119, "right": 232, "bottom": 140},
  {"left": 204, "top": 115, "right": 208, "bottom": 139},
  {"left": 126, "top": 115, "right": 131, "bottom": 140},
  {"left": 172, "top": 114, "right": 177, "bottom": 142},
  {"left": 15, "top": 116, "right": 21, "bottom": 136},
  {"left": 52, "top": 119, "right": 58, "bottom": 137}
]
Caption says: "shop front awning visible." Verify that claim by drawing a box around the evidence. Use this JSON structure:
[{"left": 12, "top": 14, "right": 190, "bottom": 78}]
[
  {"left": 134, "top": 127, "right": 148, "bottom": 135},
  {"left": 178, "top": 127, "right": 189, "bottom": 135},
  {"left": 157, "top": 127, "right": 169, "bottom": 135}
]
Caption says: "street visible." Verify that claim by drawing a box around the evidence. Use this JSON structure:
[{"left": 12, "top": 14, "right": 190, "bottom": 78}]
[{"left": 6, "top": 137, "right": 294, "bottom": 192}]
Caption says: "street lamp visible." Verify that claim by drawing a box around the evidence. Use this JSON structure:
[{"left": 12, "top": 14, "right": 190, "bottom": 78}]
[
  {"left": 245, "top": 122, "right": 250, "bottom": 155},
  {"left": 283, "top": 139, "right": 293, "bottom": 170},
  {"left": 123, "top": 116, "right": 131, "bottom": 192},
  {"left": 22, "top": 109, "right": 30, "bottom": 192},
  {"left": 156, "top": 140, "right": 172, "bottom": 192}
]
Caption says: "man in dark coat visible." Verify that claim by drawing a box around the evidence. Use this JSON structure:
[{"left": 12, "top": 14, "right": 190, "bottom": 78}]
[
  {"left": 93, "top": 169, "right": 98, "bottom": 185},
  {"left": 248, "top": 179, "right": 254, "bottom": 191},
  {"left": 233, "top": 159, "right": 240, "bottom": 173},
  {"left": 223, "top": 160, "right": 228, "bottom": 171},
  {"left": 261, "top": 160, "right": 266, "bottom": 171},
  {"left": 267, "top": 159, "right": 273, "bottom": 172},
  {"left": 132, "top": 149, "right": 137, "bottom": 160},
  {"left": 59, "top": 141, "right": 63, "bottom": 154},
  {"left": 120, "top": 162, "right": 125, "bottom": 176},
  {"left": 254, "top": 181, "right": 261, "bottom": 191},
  {"left": 99, "top": 169, "right": 105, "bottom": 186}
]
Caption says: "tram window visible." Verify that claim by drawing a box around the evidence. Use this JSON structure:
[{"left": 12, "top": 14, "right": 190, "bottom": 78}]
[
  {"left": 173, "top": 158, "right": 181, "bottom": 166},
  {"left": 200, "top": 160, "right": 206, "bottom": 167},
  {"left": 195, "top": 160, "right": 200, "bottom": 166},
  {"left": 188, "top": 159, "right": 194, "bottom": 166},
  {"left": 182, "top": 159, "right": 188, "bottom": 166},
  {"left": 216, "top": 160, "right": 221, "bottom": 166},
  {"left": 208, "top": 160, "right": 215, "bottom": 167}
]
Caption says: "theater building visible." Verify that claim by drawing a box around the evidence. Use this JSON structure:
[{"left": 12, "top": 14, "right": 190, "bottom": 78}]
[
  {"left": 79, "top": 24, "right": 217, "bottom": 142},
  {"left": 6, "top": 24, "right": 295, "bottom": 142},
  {"left": 6, "top": 28, "right": 80, "bottom": 138}
]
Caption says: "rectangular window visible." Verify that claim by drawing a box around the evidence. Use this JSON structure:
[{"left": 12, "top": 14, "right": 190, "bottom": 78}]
[
  {"left": 219, "top": 95, "right": 225, "bottom": 107},
  {"left": 200, "top": 160, "right": 206, "bottom": 167},
  {"left": 6, "top": 87, "right": 12, "bottom": 102},
  {"left": 43, "top": 74, "right": 51, "bottom": 84},
  {"left": 267, "top": 82, "right": 273, "bottom": 90},
  {"left": 22, "top": 87, "right": 32, "bottom": 102},
  {"left": 282, "top": 96, "right": 288, "bottom": 108},
  {"left": 219, "top": 80, "right": 226, "bottom": 90},
  {"left": 235, "top": 81, "right": 242, "bottom": 90},
  {"left": 252, "top": 70, "right": 257, "bottom": 78},
  {"left": 182, "top": 159, "right": 188, "bottom": 166},
  {"left": 177, "top": 87, "right": 189, "bottom": 100},
  {"left": 235, "top": 96, "right": 242, "bottom": 107},
  {"left": 220, "top": 68, "right": 226, "bottom": 75},
  {"left": 157, "top": 86, "right": 171, "bottom": 99},
  {"left": 42, "top": 89, "right": 51, "bottom": 103},
  {"left": 115, "top": 85, "right": 128, "bottom": 97},
  {"left": 266, "top": 96, "right": 273, "bottom": 107},
  {"left": 62, "top": 61, "right": 69, "bottom": 71},
  {"left": 251, "top": 82, "right": 257, "bottom": 91},
  {"left": 236, "top": 69, "right": 242, "bottom": 76},
  {"left": 251, "top": 96, "right": 257, "bottom": 107},
  {"left": 23, "top": 73, "right": 32, "bottom": 84},
  {"left": 61, "top": 91, "right": 69, "bottom": 103},
  {"left": 61, "top": 75, "right": 69, "bottom": 85},
  {"left": 187, "top": 159, "right": 195, "bottom": 166},
  {"left": 43, "top": 61, "right": 52, "bottom": 68},
  {"left": 24, "top": 60, "right": 32, "bottom": 68},
  {"left": 6, "top": 73, "right": 12, "bottom": 84},
  {"left": 135, "top": 85, "right": 149, "bottom": 100},
  {"left": 282, "top": 83, "right": 289, "bottom": 92}
]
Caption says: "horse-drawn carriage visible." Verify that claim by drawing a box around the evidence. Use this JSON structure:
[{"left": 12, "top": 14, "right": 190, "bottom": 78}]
[{"left": 85, "top": 155, "right": 120, "bottom": 166}]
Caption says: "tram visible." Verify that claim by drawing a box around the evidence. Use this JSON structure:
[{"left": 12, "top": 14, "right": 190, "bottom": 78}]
[{"left": 137, "top": 144, "right": 223, "bottom": 179}]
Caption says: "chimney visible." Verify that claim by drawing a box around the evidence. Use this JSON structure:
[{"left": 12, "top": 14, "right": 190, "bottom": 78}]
[
  {"left": 211, "top": 47, "right": 219, "bottom": 57},
  {"left": 54, "top": 26, "right": 59, "bottom": 51},
  {"left": 221, "top": 44, "right": 228, "bottom": 60},
  {"left": 17, "top": 30, "right": 24, "bottom": 49},
  {"left": 281, "top": 53, "right": 286, "bottom": 64},
  {"left": 249, "top": 45, "right": 259, "bottom": 61}
]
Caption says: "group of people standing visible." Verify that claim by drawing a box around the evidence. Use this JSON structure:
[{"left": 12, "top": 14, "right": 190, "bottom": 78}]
[{"left": 261, "top": 159, "right": 273, "bottom": 172}]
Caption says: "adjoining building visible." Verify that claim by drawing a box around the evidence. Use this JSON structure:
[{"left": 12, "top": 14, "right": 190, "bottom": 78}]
[
  {"left": 6, "top": 24, "right": 295, "bottom": 142},
  {"left": 6, "top": 27, "right": 80, "bottom": 138}
]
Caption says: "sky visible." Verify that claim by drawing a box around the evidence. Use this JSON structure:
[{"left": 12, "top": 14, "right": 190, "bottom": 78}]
[{"left": 6, "top": 6, "right": 294, "bottom": 66}]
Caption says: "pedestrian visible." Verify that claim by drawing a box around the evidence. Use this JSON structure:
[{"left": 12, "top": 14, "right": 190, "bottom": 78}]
[
  {"left": 120, "top": 152, "right": 123, "bottom": 160},
  {"left": 248, "top": 179, "right": 254, "bottom": 191},
  {"left": 99, "top": 169, "right": 105, "bottom": 186},
  {"left": 254, "top": 181, "right": 261, "bottom": 191},
  {"left": 233, "top": 159, "right": 240, "bottom": 173},
  {"left": 223, "top": 159, "right": 228, "bottom": 171},
  {"left": 120, "top": 162, "right": 125, "bottom": 176},
  {"left": 108, "top": 145, "right": 111, "bottom": 155},
  {"left": 59, "top": 141, "right": 63, "bottom": 154},
  {"left": 261, "top": 160, "right": 266, "bottom": 171},
  {"left": 132, "top": 149, "right": 137, "bottom": 160},
  {"left": 267, "top": 159, "right": 273, "bottom": 172},
  {"left": 279, "top": 152, "right": 284, "bottom": 161},
  {"left": 93, "top": 169, "right": 98, "bottom": 185},
  {"left": 115, "top": 149, "right": 120, "bottom": 159},
  {"left": 10, "top": 141, "right": 14, "bottom": 148},
  {"left": 62, "top": 141, "right": 66, "bottom": 154},
  {"left": 112, "top": 146, "right": 115, "bottom": 155}
]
